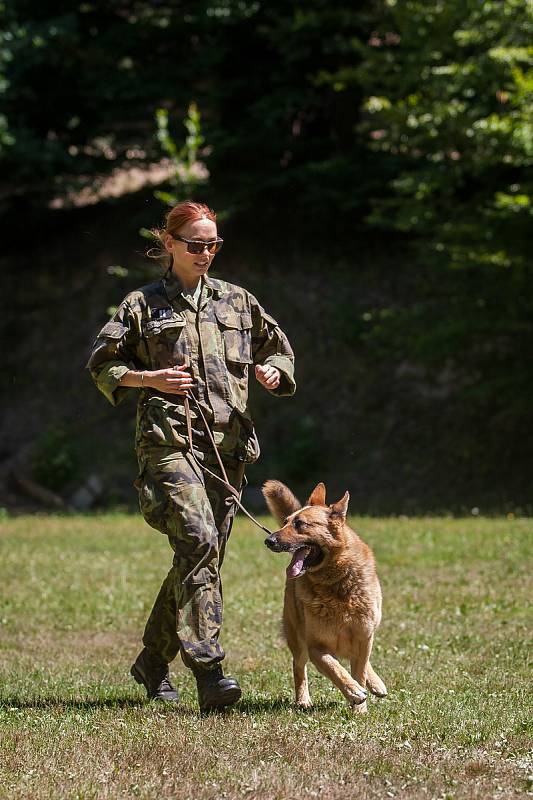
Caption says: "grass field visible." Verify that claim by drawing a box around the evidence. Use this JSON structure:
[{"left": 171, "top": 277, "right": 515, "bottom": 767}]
[{"left": 0, "top": 512, "right": 531, "bottom": 799}]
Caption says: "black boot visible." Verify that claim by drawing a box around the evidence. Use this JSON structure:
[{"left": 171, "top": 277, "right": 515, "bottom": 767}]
[
  {"left": 195, "top": 665, "right": 241, "bottom": 711},
  {"left": 130, "top": 648, "right": 179, "bottom": 702}
]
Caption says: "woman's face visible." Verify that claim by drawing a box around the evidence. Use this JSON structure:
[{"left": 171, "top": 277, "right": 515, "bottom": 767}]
[{"left": 164, "top": 217, "right": 219, "bottom": 286}]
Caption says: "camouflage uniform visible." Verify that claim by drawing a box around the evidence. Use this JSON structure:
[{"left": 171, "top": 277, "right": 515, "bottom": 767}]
[{"left": 87, "top": 270, "right": 295, "bottom": 671}]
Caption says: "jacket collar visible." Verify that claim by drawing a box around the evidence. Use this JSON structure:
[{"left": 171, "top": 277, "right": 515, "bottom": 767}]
[{"left": 163, "top": 270, "right": 225, "bottom": 303}]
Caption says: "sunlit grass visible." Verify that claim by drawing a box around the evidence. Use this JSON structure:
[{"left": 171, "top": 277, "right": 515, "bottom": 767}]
[{"left": 0, "top": 513, "right": 531, "bottom": 799}]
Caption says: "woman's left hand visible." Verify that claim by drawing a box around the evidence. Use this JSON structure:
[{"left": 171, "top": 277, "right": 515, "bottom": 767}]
[{"left": 255, "top": 364, "right": 281, "bottom": 390}]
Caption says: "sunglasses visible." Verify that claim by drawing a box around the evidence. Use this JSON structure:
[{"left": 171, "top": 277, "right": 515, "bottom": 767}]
[{"left": 173, "top": 234, "right": 224, "bottom": 255}]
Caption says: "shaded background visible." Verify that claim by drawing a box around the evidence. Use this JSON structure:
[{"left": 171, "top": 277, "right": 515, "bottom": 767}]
[{"left": 1, "top": 0, "right": 531, "bottom": 514}]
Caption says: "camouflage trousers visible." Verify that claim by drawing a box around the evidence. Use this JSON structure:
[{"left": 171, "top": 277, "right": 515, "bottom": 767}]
[{"left": 136, "top": 447, "right": 246, "bottom": 672}]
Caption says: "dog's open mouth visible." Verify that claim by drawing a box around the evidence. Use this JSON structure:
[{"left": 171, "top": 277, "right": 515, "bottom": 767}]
[{"left": 286, "top": 545, "right": 323, "bottom": 579}]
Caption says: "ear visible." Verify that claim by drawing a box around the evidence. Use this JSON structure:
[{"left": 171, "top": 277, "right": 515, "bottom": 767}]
[
  {"left": 307, "top": 482, "right": 326, "bottom": 506},
  {"left": 330, "top": 491, "right": 349, "bottom": 518},
  {"left": 163, "top": 233, "right": 175, "bottom": 253}
]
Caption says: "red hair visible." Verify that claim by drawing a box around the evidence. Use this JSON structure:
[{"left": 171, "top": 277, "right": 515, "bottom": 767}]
[
  {"left": 165, "top": 201, "right": 216, "bottom": 236},
  {"left": 147, "top": 200, "right": 217, "bottom": 269}
]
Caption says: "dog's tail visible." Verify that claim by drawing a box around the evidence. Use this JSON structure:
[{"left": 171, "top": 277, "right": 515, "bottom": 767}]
[{"left": 262, "top": 480, "right": 301, "bottom": 525}]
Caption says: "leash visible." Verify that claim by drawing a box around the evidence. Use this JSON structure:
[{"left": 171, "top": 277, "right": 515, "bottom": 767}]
[{"left": 183, "top": 392, "right": 273, "bottom": 536}]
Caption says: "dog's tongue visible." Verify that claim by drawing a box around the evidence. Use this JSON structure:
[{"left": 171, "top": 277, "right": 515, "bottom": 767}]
[{"left": 286, "top": 546, "right": 310, "bottom": 579}]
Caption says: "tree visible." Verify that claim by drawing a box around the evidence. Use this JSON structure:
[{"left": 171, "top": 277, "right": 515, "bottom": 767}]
[
  {"left": 0, "top": 1, "right": 380, "bottom": 219},
  {"left": 350, "top": 0, "right": 533, "bottom": 485}
]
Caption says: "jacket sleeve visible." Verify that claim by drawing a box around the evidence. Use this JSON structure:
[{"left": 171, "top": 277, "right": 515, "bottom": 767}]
[
  {"left": 249, "top": 295, "right": 296, "bottom": 398},
  {"left": 86, "top": 299, "right": 142, "bottom": 406}
]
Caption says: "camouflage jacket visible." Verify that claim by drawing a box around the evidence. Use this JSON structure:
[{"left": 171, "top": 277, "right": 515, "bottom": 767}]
[{"left": 86, "top": 271, "right": 296, "bottom": 463}]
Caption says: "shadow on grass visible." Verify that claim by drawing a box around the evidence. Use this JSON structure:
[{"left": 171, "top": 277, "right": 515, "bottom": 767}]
[
  {"left": 1, "top": 694, "right": 341, "bottom": 714},
  {"left": 0, "top": 696, "right": 157, "bottom": 710},
  {"left": 237, "top": 696, "right": 340, "bottom": 714}
]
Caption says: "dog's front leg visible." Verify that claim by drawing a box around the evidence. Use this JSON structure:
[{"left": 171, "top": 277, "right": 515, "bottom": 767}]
[
  {"left": 349, "top": 634, "right": 375, "bottom": 714},
  {"left": 308, "top": 648, "right": 367, "bottom": 707}
]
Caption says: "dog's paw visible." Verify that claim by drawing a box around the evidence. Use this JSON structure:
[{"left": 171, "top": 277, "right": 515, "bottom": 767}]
[
  {"left": 351, "top": 700, "right": 368, "bottom": 714},
  {"left": 296, "top": 698, "right": 313, "bottom": 710},
  {"left": 366, "top": 665, "right": 387, "bottom": 697},
  {"left": 348, "top": 685, "right": 367, "bottom": 706}
]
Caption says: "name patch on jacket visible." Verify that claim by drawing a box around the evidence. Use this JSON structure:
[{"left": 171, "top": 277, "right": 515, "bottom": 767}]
[{"left": 151, "top": 307, "right": 174, "bottom": 320}]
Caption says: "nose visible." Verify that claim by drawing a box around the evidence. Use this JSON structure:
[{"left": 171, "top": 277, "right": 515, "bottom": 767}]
[{"left": 264, "top": 535, "right": 279, "bottom": 551}]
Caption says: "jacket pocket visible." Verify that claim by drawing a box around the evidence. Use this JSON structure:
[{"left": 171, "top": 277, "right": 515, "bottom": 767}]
[
  {"left": 135, "top": 464, "right": 170, "bottom": 534},
  {"left": 214, "top": 307, "right": 253, "bottom": 364},
  {"left": 141, "top": 314, "right": 188, "bottom": 368},
  {"left": 136, "top": 396, "right": 189, "bottom": 448}
]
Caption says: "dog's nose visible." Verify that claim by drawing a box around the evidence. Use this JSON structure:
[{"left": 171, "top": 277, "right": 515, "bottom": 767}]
[{"left": 264, "top": 535, "right": 278, "bottom": 551}]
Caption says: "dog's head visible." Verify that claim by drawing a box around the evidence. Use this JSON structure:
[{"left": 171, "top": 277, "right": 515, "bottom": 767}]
[{"left": 264, "top": 482, "right": 350, "bottom": 579}]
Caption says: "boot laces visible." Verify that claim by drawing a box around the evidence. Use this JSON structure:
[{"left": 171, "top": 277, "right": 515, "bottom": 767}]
[{"left": 158, "top": 673, "right": 174, "bottom": 693}]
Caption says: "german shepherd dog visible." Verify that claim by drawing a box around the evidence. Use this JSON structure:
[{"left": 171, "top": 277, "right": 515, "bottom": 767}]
[{"left": 262, "top": 480, "right": 387, "bottom": 712}]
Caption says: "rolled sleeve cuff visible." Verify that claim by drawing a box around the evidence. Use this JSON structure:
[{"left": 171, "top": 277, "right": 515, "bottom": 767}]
[
  {"left": 263, "top": 355, "right": 296, "bottom": 397},
  {"left": 93, "top": 361, "right": 133, "bottom": 406}
]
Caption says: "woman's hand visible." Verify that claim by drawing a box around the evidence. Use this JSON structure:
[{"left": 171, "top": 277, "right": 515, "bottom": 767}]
[
  {"left": 144, "top": 364, "right": 195, "bottom": 395},
  {"left": 255, "top": 364, "right": 281, "bottom": 390}
]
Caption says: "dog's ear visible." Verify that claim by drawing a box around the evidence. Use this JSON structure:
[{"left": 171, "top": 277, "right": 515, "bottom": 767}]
[
  {"left": 307, "top": 482, "right": 326, "bottom": 506},
  {"left": 330, "top": 491, "right": 349, "bottom": 518}
]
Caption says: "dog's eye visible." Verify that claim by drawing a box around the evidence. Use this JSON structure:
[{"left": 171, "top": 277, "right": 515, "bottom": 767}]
[{"left": 293, "top": 518, "right": 304, "bottom": 531}]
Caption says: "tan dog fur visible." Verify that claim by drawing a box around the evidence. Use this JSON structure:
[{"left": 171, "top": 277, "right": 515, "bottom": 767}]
[{"left": 262, "top": 480, "right": 387, "bottom": 713}]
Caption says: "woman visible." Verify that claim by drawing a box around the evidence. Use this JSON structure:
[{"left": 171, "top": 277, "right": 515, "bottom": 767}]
[{"left": 87, "top": 201, "right": 296, "bottom": 710}]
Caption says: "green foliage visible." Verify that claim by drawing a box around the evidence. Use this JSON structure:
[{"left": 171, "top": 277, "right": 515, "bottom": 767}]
[
  {"left": 0, "top": 3, "right": 209, "bottom": 182},
  {"left": 357, "top": 0, "right": 532, "bottom": 269},
  {"left": 153, "top": 103, "right": 208, "bottom": 207},
  {"left": 0, "top": 2, "right": 378, "bottom": 210},
  {"left": 343, "top": 0, "right": 533, "bottom": 432},
  {"left": 31, "top": 425, "right": 79, "bottom": 492},
  {"left": 1, "top": 1, "right": 530, "bottom": 234},
  {"left": 272, "top": 413, "right": 324, "bottom": 483},
  {"left": 1, "top": 1, "right": 532, "bottom": 505}
]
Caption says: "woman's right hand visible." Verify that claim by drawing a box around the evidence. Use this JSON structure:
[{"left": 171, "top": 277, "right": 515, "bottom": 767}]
[{"left": 144, "top": 364, "right": 195, "bottom": 395}]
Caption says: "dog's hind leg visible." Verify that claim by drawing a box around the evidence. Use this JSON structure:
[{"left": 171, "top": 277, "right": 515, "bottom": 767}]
[
  {"left": 365, "top": 662, "right": 388, "bottom": 698},
  {"left": 351, "top": 634, "right": 387, "bottom": 699}
]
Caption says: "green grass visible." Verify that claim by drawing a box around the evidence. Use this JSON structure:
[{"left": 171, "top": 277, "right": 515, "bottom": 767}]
[{"left": 0, "top": 513, "right": 532, "bottom": 799}]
